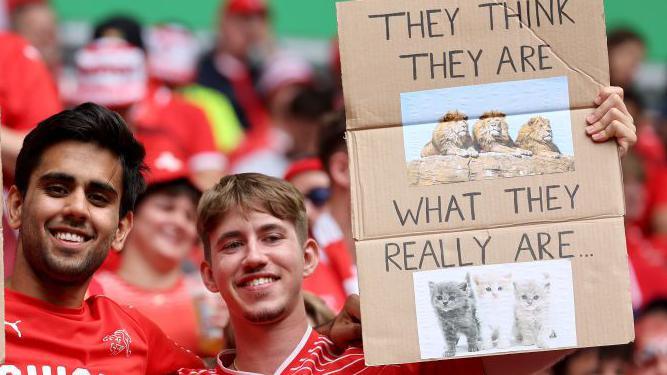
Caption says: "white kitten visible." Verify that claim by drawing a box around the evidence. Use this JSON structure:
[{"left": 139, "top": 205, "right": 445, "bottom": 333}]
[
  {"left": 514, "top": 273, "right": 553, "bottom": 348},
  {"left": 472, "top": 273, "right": 514, "bottom": 349}
]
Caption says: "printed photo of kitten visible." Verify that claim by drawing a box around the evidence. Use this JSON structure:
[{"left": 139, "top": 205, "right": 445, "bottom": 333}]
[
  {"left": 429, "top": 276, "right": 480, "bottom": 357},
  {"left": 472, "top": 273, "right": 515, "bottom": 350},
  {"left": 514, "top": 273, "right": 556, "bottom": 348}
]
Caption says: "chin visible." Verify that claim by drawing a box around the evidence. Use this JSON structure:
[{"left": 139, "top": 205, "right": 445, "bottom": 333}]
[{"left": 243, "top": 306, "right": 286, "bottom": 324}]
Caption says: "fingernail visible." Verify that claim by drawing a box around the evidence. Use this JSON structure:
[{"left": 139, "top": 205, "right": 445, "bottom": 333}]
[
  {"left": 594, "top": 95, "right": 602, "bottom": 105},
  {"left": 585, "top": 126, "right": 594, "bottom": 134},
  {"left": 592, "top": 133, "right": 603, "bottom": 141},
  {"left": 586, "top": 114, "right": 596, "bottom": 123}
]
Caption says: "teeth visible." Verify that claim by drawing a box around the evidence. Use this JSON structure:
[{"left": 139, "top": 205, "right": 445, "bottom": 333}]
[
  {"left": 54, "top": 231, "right": 85, "bottom": 243},
  {"left": 246, "top": 277, "right": 275, "bottom": 287}
]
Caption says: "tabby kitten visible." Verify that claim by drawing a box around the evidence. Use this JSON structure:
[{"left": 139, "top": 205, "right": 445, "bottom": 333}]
[
  {"left": 429, "top": 277, "right": 480, "bottom": 357},
  {"left": 472, "top": 273, "right": 514, "bottom": 349},
  {"left": 514, "top": 273, "right": 554, "bottom": 348}
]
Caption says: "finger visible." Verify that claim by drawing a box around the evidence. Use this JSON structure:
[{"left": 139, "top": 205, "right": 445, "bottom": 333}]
[
  {"left": 594, "top": 86, "right": 624, "bottom": 105},
  {"left": 587, "top": 107, "right": 634, "bottom": 136},
  {"left": 587, "top": 93, "right": 629, "bottom": 125},
  {"left": 343, "top": 294, "right": 361, "bottom": 321},
  {"left": 592, "top": 120, "right": 637, "bottom": 145}
]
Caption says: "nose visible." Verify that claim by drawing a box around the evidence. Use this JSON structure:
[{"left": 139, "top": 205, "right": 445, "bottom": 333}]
[
  {"left": 62, "top": 188, "right": 90, "bottom": 222},
  {"left": 241, "top": 239, "right": 269, "bottom": 271}
]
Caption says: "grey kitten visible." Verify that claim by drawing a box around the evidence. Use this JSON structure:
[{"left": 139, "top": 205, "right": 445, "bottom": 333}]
[
  {"left": 514, "top": 273, "right": 554, "bottom": 348},
  {"left": 429, "top": 277, "right": 480, "bottom": 357}
]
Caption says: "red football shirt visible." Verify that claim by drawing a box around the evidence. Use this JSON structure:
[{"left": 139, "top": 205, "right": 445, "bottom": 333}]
[
  {"left": 4, "top": 288, "right": 204, "bottom": 374},
  {"left": 178, "top": 326, "right": 484, "bottom": 374}
]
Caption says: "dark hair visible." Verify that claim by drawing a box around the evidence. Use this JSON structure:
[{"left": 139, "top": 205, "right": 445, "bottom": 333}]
[
  {"left": 636, "top": 299, "right": 667, "bottom": 321},
  {"left": 608, "top": 28, "right": 645, "bottom": 50},
  {"left": 317, "top": 109, "right": 347, "bottom": 172},
  {"left": 286, "top": 87, "right": 332, "bottom": 122},
  {"left": 15, "top": 102, "right": 147, "bottom": 217},
  {"left": 93, "top": 15, "right": 145, "bottom": 50},
  {"left": 135, "top": 178, "right": 201, "bottom": 209}
]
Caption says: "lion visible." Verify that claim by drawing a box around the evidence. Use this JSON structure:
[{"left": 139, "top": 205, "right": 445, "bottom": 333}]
[
  {"left": 421, "top": 110, "right": 479, "bottom": 158},
  {"left": 472, "top": 111, "right": 532, "bottom": 157},
  {"left": 515, "top": 116, "right": 561, "bottom": 158}
]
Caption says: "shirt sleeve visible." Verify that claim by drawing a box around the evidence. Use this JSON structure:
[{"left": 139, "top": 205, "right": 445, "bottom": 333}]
[
  {"left": 128, "top": 307, "right": 205, "bottom": 374},
  {"left": 1, "top": 35, "right": 61, "bottom": 131}
]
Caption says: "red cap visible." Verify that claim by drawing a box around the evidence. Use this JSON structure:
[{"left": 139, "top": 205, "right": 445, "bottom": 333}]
[
  {"left": 224, "top": 0, "right": 267, "bottom": 15},
  {"left": 145, "top": 148, "right": 191, "bottom": 187},
  {"left": 284, "top": 158, "right": 324, "bottom": 182}
]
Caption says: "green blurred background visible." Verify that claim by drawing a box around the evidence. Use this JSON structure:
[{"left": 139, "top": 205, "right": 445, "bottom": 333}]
[{"left": 51, "top": 0, "right": 666, "bottom": 61}]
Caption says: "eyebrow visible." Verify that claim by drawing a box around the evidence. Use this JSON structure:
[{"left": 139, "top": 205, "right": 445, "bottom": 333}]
[
  {"left": 215, "top": 230, "right": 243, "bottom": 247},
  {"left": 259, "top": 223, "right": 286, "bottom": 233},
  {"left": 39, "top": 172, "right": 119, "bottom": 197}
]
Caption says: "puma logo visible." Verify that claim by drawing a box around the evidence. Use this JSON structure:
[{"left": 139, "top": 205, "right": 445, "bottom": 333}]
[{"left": 4, "top": 320, "right": 22, "bottom": 338}]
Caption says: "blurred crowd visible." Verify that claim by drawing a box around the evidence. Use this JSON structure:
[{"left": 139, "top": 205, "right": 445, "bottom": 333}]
[{"left": 1, "top": 0, "right": 667, "bottom": 373}]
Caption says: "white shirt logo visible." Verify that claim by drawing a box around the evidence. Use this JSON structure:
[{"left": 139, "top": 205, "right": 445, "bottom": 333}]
[
  {"left": 4, "top": 320, "right": 22, "bottom": 338},
  {"left": 103, "top": 329, "right": 132, "bottom": 357},
  {"left": 155, "top": 151, "right": 184, "bottom": 172}
]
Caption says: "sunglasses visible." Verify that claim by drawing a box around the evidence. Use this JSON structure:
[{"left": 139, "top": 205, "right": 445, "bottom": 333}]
[{"left": 305, "top": 187, "right": 331, "bottom": 208}]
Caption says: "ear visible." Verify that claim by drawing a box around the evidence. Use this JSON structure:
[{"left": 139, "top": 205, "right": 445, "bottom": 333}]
[
  {"left": 7, "top": 186, "right": 24, "bottom": 230},
  {"left": 459, "top": 282, "right": 468, "bottom": 292},
  {"left": 329, "top": 151, "right": 350, "bottom": 189},
  {"left": 111, "top": 212, "right": 133, "bottom": 251},
  {"left": 302, "top": 238, "right": 319, "bottom": 278},
  {"left": 200, "top": 260, "right": 219, "bottom": 293}
]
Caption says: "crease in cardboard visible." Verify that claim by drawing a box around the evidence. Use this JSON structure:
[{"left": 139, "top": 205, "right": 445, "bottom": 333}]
[
  {"left": 494, "top": 0, "right": 608, "bottom": 89},
  {"left": 353, "top": 213, "right": 622, "bottom": 242}
]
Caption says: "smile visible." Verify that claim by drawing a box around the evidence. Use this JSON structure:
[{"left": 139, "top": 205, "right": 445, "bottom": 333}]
[
  {"left": 237, "top": 275, "right": 280, "bottom": 289},
  {"left": 49, "top": 228, "right": 93, "bottom": 244}
]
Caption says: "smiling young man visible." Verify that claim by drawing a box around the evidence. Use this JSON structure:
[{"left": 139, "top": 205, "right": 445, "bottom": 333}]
[
  {"left": 4, "top": 103, "right": 204, "bottom": 374},
  {"left": 181, "top": 86, "right": 637, "bottom": 374}
]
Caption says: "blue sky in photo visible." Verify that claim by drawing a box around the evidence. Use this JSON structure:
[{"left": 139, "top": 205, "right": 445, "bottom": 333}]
[{"left": 401, "top": 77, "right": 573, "bottom": 161}]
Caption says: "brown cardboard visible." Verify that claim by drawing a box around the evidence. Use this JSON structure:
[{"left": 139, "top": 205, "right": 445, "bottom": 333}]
[
  {"left": 337, "top": 0, "right": 633, "bottom": 366},
  {"left": 357, "top": 218, "right": 633, "bottom": 365}
]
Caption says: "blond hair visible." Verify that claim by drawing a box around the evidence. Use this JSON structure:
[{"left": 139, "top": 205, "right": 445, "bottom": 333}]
[{"left": 197, "top": 173, "right": 309, "bottom": 262}]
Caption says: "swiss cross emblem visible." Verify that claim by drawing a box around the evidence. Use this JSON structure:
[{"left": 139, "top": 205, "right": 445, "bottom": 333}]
[
  {"left": 155, "top": 151, "right": 184, "bottom": 172},
  {"left": 103, "top": 329, "right": 132, "bottom": 357}
]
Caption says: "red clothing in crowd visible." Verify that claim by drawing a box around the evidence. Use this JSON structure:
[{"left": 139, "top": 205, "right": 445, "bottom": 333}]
[
  {"left": 178, "top": 326, "right": 484, "bottom": 374},
  {"left": 0, "top": 32, "right": 61, "bottom": 132},
  {"left": 626, "top": 225, "right": 667, "bottom": 309},
  {"left": 94, "top": 271, "right": 226, "bottom": 358},
  {"left": 302, "top": 213, "right": 358, "bottom": 312},
  {"left": 4, "top": 288, "right": 203, "bottom": 374},
  {"left": 133, "top": 83, "right": 226, "bottom": 176}
]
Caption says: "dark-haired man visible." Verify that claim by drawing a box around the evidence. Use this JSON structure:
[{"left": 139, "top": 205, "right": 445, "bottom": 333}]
[{"left": 4, "top": 102, "right": 204, "bottom": 374}]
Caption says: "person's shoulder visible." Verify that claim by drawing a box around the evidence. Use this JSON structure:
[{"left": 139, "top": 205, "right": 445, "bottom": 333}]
[{"left": 85, "top": 295, "right": 153, "bottom": 330}]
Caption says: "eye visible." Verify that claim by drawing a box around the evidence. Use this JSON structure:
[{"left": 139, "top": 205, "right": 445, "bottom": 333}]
[
  {"left": 522, "top": 295, "right": 528, "bottom": 300},
  {"left": 436, "top": 296, "right": 442, "bottom": 301},
  {"left": 45, "top": 184, "right": 69, "bottom": 197},
  {"left": 88, "top": 193, "right": 110, "bottom": 206},
  {"left": 533, "top": 295, "right": 540, "bottom": 300},
  {"left": 485, "top": 287, "right": 492, "bottom": 292},
  {"left": 449, "top": 296, "right": 456, "bottom": 301},
  {"left": 497, "top": 287, "right": 503, "bottom": 291},
  {"left": 263, "top": 233, "right": 284, "bottom": 244},
  {"left": 222, "top": 241, "right": 243, "bottom": 252}
]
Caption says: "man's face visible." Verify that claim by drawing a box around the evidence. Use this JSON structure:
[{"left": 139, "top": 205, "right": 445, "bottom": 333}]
[
  {"left": 130, "top": 192, "right": 197, "bottom": 267},
  {"left": 220, "top": 12, "right": 269, "bottom": 59},
  {"left": 8, "top": 141, "right": 132, "bottom": 285},
  {"left": 201, "top": 207, "right": 317, "bottom": 324},
  {"left": 289, "top": 171, "right": 330, "bottom": 224},
  {"left": 609, "top": 40, "right": 645, "bottom": 88}
]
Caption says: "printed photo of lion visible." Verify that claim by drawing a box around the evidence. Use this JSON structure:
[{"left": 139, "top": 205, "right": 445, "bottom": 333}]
[
  {"left": 472, "top": 111, "right": 533, "bottom": 157},
  {"left": 516, "top": 116, "right": 562, "bottom": 158},
  {"left": 421, "top": 111, "right": 479, "bottom": 158}
]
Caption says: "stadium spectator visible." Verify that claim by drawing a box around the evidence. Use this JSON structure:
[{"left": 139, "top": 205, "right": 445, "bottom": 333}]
[
  {"left": 632, "top": 300, "right": 667, "bottom": 375},
  {"left": 95, "top": 150, "right": 228, "bottom": 358},
  {"left": 284, "top": 157, "right": 357, "bottom": 311},
  {"left": 608, "top": 28, "right": 646, "bottom": 90},
  {"left": 72, "top": 35, "right": 225, "bottom": 190},
  {"left": 9, "top": 0, "right": 60, "bottom": 78},
  {"left": 4, "top": 103, "right": 204, "bottom": 372}
]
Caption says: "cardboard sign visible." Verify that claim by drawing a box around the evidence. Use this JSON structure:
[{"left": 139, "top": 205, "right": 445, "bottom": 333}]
[{"left": 337, "top": 0, "right": 633, "bottom": 366}]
